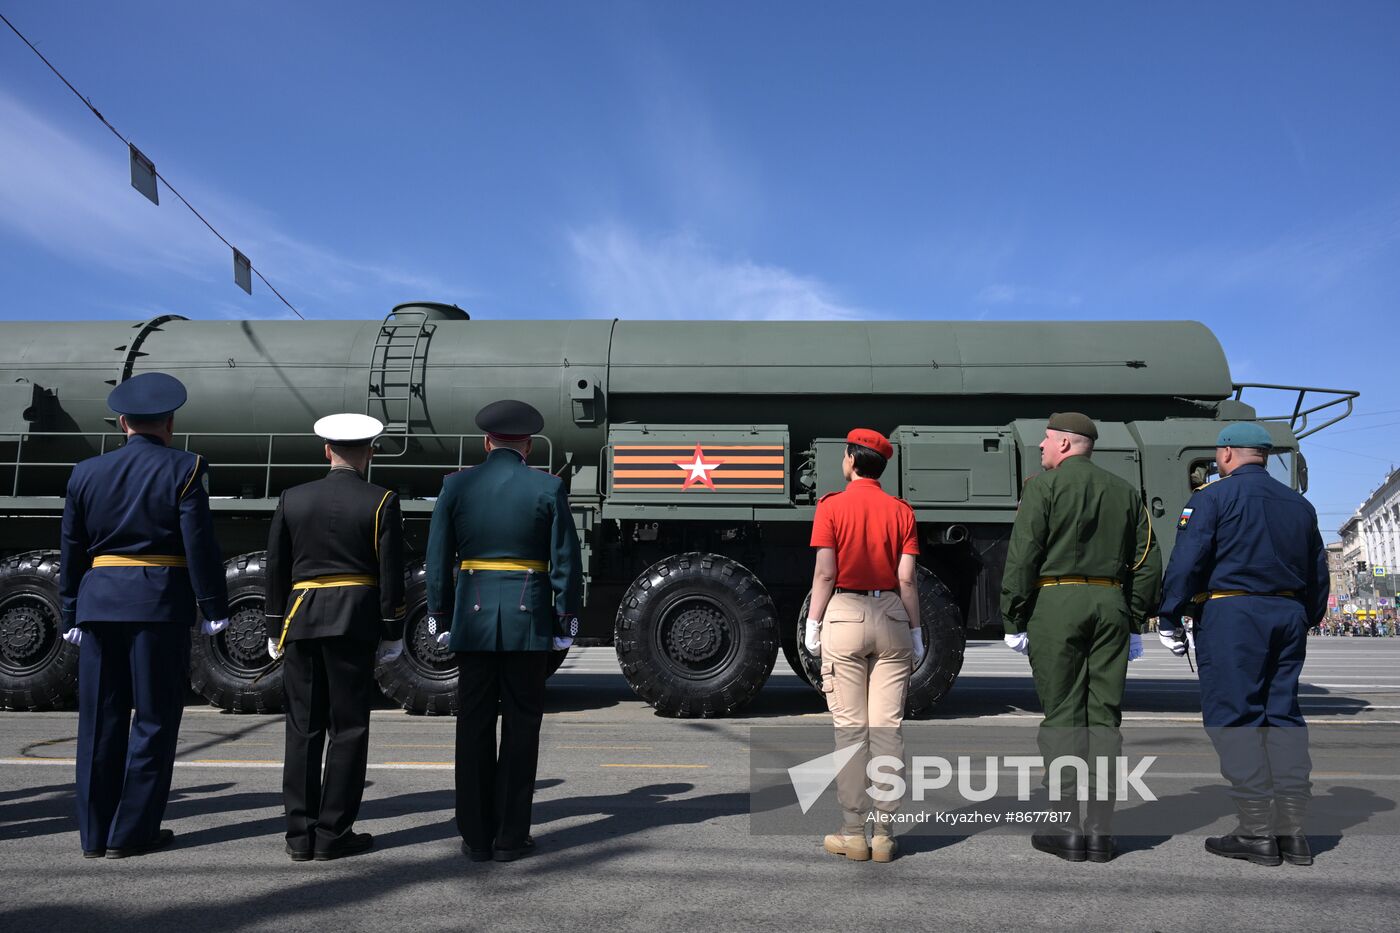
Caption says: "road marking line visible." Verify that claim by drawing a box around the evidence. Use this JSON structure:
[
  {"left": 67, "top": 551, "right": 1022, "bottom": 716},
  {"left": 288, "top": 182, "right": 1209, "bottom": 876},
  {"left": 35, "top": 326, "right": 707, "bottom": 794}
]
[
  {"left": 379, "top": 744, "right": 455, "bottom": 749},
  {"left": 557, "top": 745, "right": 654, "bottom": 750}
]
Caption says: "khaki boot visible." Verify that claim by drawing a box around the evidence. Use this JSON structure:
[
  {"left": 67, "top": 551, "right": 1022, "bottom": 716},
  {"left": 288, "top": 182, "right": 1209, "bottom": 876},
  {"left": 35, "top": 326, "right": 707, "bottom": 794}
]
[
  {"left": 823, "top": 833, "right": 870, "bottom": 861},
  {"left": 870, "top": 833, "right": 898, "bottom": 863}
]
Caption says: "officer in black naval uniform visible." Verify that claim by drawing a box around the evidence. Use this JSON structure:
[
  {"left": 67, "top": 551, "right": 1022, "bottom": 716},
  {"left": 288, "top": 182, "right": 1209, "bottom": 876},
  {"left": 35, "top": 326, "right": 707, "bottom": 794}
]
[
  {"left": 1158, "top": 422, "right": 1328, "bottom": 867},
  {"left": 265, "top": 413, "right": 406, "bottom": 861},
  {"left": 59, "top": 372, "right": 230, "bottom": 859},
  {"left": 426, "top": 399, "right": 582, "bottom": 862}
]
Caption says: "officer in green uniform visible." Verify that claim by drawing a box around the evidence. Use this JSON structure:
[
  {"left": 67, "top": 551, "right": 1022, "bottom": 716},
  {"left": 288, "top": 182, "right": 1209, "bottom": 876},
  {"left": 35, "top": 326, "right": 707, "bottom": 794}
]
[
  {"left": 426, "top": 400, "right": 582, "bottom": 862},
  {"left": 1001, "top": 412, "right": 1162, "bottom": 863}
]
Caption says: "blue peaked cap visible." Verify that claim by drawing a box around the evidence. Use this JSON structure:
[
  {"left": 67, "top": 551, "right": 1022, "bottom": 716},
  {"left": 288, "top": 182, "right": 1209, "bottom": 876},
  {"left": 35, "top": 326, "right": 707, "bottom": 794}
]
[
  {"left": 108, "top": 372, "right": 188, "bottom": 419},
  {"left": 1216, "top": 422, "right": 1274, "bottom": 450}
]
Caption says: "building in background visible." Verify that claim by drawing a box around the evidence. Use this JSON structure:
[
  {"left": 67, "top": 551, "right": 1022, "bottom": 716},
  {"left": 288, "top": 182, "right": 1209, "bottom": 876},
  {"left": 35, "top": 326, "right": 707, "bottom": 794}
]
[
  {"left": 1342, "top": 469, "right": 1400, "bottom": 611},
  {"left": 1325, "top": 541, "right": 1346, "bottom": 612}
]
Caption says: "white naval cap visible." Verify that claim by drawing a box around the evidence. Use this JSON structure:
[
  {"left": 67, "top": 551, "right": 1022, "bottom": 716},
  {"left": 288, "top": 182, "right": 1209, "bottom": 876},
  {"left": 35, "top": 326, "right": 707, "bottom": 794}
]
[{"left": 313, "top": 413, "right": 385, "bottom": 447}]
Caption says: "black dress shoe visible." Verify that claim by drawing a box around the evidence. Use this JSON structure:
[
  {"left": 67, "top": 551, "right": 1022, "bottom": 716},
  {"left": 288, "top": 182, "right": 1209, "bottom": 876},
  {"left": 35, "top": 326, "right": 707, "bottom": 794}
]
[
  {"left": 492, "top": 836, "right": 536, "bottom": 862},
  {"left": 314, "top": 832, "right": 374, "bottom": 861},
  {"left": 285, "top": 842, "right": 313, "bottom": 862},
  {"left": 82, "top": 848, "right": 106, "bottom": 859},
  {"left": 461, "top": 841, "right": 493, "bottom": 862},
  {"left": 1031, "top": 829, "right": 1087, "bottom": 862},
  {"left": 106, "top": 829, "right": 174, "bottom": 859}
]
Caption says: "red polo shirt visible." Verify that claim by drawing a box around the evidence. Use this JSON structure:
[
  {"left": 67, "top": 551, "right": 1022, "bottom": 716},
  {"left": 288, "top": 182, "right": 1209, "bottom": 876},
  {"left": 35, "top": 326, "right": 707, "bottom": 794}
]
[{"left": 810, "top": 478, "right": 919, "bottom": 590}]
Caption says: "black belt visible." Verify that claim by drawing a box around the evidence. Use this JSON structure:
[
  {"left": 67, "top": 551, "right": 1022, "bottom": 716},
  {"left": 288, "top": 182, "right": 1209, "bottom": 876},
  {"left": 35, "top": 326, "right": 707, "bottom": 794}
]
[{"left": 834, "top": 587, "right": 895, "bottom": 596}]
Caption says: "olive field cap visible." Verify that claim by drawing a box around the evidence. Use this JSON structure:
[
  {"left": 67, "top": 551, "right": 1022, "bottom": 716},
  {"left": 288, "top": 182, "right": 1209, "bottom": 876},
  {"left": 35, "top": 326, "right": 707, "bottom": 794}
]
[
  {"left": 1046, "top": 411, "right": 1099, "bottom": 440},
  {"left": 314, "top": 413, "right": 384, "bottom": 447},
  {"left": 107, "top": 372, "right": 187, "bottom": 419},
  {"left": 1216, "top": 422, "right": 1274, "bottom": 450},
  {"left": 476, "top": 399, "right": 544, "bottom": 441},
  {"left": 846, "top": 428, "right": 893, "bottom": 460}
]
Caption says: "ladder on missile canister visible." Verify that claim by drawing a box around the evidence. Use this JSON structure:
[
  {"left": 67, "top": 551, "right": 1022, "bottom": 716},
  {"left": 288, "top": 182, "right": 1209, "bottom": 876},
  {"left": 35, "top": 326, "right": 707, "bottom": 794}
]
[{"left": 365, "top": 308, "right": 433, "bottom": 454}]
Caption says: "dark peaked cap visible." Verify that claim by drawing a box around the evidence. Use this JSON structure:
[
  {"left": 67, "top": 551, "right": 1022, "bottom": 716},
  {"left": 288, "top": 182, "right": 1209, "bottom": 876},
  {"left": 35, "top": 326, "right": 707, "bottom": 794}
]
[
  {"left": 108, "top": 372, "right": 188, "bottom": 419},
  {"left": 1047, "top": 411, "right": 1099, "bottom": 441},
  {"left": 476, "top": 399, "right": 544, "bottom": 440}
]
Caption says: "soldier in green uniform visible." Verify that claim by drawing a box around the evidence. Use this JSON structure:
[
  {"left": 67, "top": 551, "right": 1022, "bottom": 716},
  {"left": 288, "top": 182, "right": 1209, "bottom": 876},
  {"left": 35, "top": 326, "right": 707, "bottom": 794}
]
[
  {"left": 1001, "top": 412, "right": 1162, "bottom": 863},
  {"left": 426, "top": 399, "right": 583, "bottom": 862}
]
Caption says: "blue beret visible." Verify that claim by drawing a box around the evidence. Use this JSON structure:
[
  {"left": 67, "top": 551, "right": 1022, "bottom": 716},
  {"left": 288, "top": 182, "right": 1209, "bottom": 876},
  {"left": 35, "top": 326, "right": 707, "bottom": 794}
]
[
  {"left": 108, "top": 372, "right": 187, "bottom": 419},
  {"left": 1216, "top": 422, "right": 1273, "bottom": 450}
]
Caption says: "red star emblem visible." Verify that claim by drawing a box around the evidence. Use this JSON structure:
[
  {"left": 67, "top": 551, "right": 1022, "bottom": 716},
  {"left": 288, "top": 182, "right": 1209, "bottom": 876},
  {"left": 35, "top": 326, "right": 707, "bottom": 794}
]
[{"left": 674, "top": 444, "right": 725, "bottom": 490}]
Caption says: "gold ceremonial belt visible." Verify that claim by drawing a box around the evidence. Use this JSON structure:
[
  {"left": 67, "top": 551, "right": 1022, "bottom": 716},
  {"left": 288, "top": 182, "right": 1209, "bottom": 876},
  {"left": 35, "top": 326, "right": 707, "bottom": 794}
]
[
  {"left": 1192, "top": 589, "right": 1297, "bottom": 604},
  {"left": 292, "top": 574, "right": 377, "bottom": 590},
  {"left": 275, "top": 574, "right": 379, "bottom": 653},
  {"left": 460, "top": 559, "right": 548, "bottom": 572},
  {"left": 1036, "top": 576, "right": 1120, "bottom": 588},
  {"left": 91, "top": 555, "right": 187, "bottom": 568}
]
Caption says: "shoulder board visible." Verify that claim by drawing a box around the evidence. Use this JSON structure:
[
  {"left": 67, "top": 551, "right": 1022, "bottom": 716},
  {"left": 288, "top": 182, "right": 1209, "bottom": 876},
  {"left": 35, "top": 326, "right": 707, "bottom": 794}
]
[
  {"left": 894, "top": 497, "right": 914, "bottom": 510},
  {"left": 817, "top": 491, "right": 841, "bottom": 503}
]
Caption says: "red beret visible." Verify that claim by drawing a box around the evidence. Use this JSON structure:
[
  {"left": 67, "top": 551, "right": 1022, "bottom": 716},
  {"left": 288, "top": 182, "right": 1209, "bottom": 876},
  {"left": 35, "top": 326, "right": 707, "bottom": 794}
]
[{"left": 846, "top": 428, "right": 893, "bottom": 460}]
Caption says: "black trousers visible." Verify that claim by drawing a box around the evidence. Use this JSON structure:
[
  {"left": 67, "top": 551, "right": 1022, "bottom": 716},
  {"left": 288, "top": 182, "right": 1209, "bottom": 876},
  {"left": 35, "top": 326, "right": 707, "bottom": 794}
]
[
  {"left": 75, "top": 622, "right": 189, "bottom": 852},
  {"left": 282, "top": 636, "right": 376, "bottom": 851},
  {"left": 455, "top": 651, "right": 549, "bottom": 850}
]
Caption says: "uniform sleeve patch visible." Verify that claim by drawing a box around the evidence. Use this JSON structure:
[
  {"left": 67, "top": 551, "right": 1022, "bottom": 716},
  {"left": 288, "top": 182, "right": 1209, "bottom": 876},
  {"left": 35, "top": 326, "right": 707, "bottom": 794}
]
[{"left": 1178, "top": 508, "right": 1193, "bottom": 528}]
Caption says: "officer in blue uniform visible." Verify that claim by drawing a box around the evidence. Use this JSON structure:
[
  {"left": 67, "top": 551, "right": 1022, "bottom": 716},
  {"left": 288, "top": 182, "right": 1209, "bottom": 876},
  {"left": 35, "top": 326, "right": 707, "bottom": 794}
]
[
  {"left": 59, "top": 373, "right": 229, "bottom": 858},
  {"left": 1158, "top": 422, "right": 1329, "bottom": 867},
  {"left": 426, "top": 399, "right": 582, "bottom": 862}
]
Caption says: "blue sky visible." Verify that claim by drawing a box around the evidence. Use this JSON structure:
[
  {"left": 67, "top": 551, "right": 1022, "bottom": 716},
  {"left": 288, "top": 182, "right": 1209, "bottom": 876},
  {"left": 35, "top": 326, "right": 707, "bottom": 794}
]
[{"left": 1, "top": 2, "right": 1397, "bottom": 536}]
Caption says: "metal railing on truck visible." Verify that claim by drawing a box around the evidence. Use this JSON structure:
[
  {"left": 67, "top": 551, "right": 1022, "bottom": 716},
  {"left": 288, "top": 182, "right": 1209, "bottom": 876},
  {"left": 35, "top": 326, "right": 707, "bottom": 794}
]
[{"left": 0, "top": 431, "right": 554, "bottom": 501}]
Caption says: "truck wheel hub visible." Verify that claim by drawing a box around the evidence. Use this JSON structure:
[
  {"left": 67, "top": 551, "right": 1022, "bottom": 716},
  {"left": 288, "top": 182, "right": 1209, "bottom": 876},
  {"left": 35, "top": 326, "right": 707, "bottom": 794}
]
[
  {"left": 0, "top": 604, "right": 48, "bottom": 667},
  {"left": 223, "top": 608, "right": 269, "bottom": 665},
  {"left": 664, "top": 603, "right": 727, "bottom": 664}
]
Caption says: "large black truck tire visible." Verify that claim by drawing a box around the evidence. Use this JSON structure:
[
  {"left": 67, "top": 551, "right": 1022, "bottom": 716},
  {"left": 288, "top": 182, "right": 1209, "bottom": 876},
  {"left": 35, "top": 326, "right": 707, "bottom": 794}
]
[
  {"left": 615, "top": 552, "right": 779, "bottom": 718},
  {"left": 0, "top": 550, "right": 78, "bottom": 711},
  {"left": 189, "top": 552, "right": 283, "bottom": 713},
  {"left": 795, "top": 564, "right": 966, "bottom": 717},
  {"left": 376, "top": 561, "right": 457, "bottom": 715}
]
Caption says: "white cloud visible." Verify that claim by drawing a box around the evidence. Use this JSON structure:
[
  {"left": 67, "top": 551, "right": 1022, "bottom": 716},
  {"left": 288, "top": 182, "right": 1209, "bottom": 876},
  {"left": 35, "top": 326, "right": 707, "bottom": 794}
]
[
  {"left": 0, "top": 88, "right": 460, "bottom": 318},
  {"left": 566, "top": 223, "right": 866, "bottom": 320},
  {"left": 975, "top": 283, "right": 1083, "bottom": 309}
]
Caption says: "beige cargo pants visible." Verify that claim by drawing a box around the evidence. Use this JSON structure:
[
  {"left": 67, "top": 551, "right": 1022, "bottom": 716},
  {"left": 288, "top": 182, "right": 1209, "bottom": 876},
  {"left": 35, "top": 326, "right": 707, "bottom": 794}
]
[{"left": 820, "top": 591, "right": 914, "bottom": 835}]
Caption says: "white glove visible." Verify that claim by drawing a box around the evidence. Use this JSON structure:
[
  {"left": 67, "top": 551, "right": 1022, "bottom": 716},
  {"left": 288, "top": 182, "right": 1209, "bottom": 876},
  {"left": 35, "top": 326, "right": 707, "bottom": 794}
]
[
  {"left": 62, "top": 627, "right": 82, "bottom": 646},
  {"left": 803, "top": 618, "right": 821, "bottom": 654},
  {"left": 552, "top": 636, "right": 574, "bottom": 651},
  {"left": 266, "top": 638, "right": 283, "bottom": 661},
  {"left": 1158, "top": 623, "right": 1188, "bottom": 656},
  {"left": 911, "top": 628, "right": 926, "bottom": 666},
  {"left": 1004, "top": 632, "right": 1029, "bottom": 655},
  {"left": 1128, "top": 633, "right": 1143, "bottom": 662},
  {"left": 377, "top": 639, "right": 404, "bottom": 663},
  {"left": 201, "top": 618, "right": 229, "bottom": 636}
]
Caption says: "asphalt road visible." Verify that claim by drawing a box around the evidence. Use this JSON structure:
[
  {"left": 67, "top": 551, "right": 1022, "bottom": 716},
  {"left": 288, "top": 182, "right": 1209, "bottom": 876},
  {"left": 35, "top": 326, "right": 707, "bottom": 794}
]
[{"left": 2, "top": 639, "right": 1398, "bottom": 933}]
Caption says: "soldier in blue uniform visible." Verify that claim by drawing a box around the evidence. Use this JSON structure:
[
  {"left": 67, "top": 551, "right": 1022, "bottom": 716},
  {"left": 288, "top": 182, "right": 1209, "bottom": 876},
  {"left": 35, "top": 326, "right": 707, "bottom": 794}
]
[
  {"left": 1158, "top": 422, "right": 1329, "bottom": 867},
  {"left": 426, "top": 399, "right": 582, "bottom": 862},
  {"left": 59, "top": 373, "right": 229, "bottom": 858}
]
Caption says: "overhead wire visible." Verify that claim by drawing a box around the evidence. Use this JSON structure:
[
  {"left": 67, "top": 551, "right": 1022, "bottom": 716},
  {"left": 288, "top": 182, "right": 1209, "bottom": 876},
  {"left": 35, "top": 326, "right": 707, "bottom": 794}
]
[{"left": 0, "top": 10, "right": 305, "bottom": 320}]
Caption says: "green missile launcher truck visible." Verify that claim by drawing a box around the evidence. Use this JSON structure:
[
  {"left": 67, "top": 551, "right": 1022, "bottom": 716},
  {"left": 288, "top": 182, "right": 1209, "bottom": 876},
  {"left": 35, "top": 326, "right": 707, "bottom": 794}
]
[{"left": 0, "top": 304, "right": 1356, "bottom": 716}]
